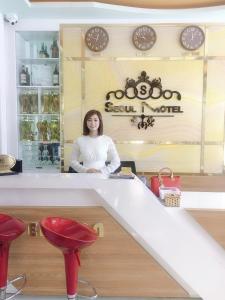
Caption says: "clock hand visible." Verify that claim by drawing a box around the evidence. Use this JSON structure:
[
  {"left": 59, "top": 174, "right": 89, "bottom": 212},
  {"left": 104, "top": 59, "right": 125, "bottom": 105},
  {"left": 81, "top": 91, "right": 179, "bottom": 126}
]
[
  {"left": 95, "top": 33, "right": 99, "bottom": 42},
  {"left": 140, "top": 33, "right": 146, "bottom": 41}
]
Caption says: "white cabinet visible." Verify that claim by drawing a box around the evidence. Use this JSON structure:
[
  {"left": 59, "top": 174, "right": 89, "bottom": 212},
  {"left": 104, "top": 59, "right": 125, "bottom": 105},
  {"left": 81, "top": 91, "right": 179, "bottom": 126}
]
[{"left": 16, "top": 31, "right": 60, "bottom": 172}]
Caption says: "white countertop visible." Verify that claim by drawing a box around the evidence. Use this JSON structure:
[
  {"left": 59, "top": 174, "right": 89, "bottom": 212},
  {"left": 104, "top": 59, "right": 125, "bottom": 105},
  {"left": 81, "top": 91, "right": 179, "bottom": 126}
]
[
  {"left": 0, "top": 173, "right": 225, "bottom": 209},
  {"left": 1, "top": 173, "right": 225, "bottom": 300}
]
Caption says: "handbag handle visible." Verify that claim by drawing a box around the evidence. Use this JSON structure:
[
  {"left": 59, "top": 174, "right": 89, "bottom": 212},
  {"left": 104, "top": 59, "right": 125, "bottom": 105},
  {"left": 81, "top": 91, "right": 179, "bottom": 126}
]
[{"left": 158, "top": 167, "right": 174, "bottom": 187}]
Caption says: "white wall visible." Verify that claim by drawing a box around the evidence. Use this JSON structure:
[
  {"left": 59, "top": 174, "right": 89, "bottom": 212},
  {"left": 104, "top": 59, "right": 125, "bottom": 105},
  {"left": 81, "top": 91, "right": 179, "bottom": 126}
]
[{"left": 0, "top": 13, "right": 7, "bottom": 154}]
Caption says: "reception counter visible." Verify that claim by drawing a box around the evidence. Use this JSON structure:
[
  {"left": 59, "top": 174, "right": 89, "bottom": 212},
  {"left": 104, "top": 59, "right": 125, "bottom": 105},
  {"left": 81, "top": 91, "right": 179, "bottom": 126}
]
[{"left": 1, "top": 173, "right": 225, "bottom": 300}]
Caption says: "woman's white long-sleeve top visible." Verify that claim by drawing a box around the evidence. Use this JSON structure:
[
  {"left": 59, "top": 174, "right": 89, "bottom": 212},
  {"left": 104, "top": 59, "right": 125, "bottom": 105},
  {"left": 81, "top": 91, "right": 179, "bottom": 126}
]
[{"left": 70, "top": 135, "right": 120, "bottom": 174}]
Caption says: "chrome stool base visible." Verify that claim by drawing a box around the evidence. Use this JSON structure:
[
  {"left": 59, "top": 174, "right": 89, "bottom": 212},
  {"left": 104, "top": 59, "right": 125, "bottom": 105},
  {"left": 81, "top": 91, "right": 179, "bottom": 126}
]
[
  {"left": 0, "top": 275, "right": 26, "bottom": 300},
  {"left": 0, "top": 288, "right": 6, "bottom": 300},
  {"left": 68, "top": 279, "right": 98, "bottom": 300}
]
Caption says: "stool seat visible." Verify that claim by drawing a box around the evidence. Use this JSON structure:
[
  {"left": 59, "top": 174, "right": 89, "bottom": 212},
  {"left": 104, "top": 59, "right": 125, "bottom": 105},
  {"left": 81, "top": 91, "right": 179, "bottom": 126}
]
[
  {"left": 0, "top": 214, "right": 26, "bottom": 242},
  {"left": 40, "top": 217, "right": 97, "bottom": 250},
  {"left": 0, "top": 214, "right": 26, "bottom": 300},
  {"left": 40, "top": 217, "right": 97, "bottom": 300}
]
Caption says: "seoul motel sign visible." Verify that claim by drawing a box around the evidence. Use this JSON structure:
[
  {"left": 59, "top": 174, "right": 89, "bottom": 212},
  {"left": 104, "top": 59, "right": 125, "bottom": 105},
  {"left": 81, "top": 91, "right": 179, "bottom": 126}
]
[
  {"left": 104, "top": 71, "right": 183, "bottom": 129},
  {"left": 105, "top": 101, "right": 183, "bottom": 114}
]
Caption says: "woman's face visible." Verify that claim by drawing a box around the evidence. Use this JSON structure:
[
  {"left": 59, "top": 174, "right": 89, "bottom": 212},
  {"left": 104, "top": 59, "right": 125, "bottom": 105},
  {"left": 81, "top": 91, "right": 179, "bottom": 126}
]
[{"left": 87, "top": 114, "right": 100, "bottom": 134}]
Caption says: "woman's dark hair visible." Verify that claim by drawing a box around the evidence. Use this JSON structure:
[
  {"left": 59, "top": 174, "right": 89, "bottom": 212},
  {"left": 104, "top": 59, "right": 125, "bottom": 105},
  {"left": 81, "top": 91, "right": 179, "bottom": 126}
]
[{"left": 83, "top": 109, "right": 103, "bottom": 136}]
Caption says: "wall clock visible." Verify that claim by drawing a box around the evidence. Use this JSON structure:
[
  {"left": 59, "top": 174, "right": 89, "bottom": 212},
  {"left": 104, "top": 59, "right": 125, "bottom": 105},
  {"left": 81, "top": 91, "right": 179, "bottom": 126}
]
[
  {"left": 180, "top": 25, "right": 205, "bottom": 51},
  {"left": 85, "top": 26, "right": 109, "bottom": 52},
  {"left": 132, "top": 25, "right": 157, "bottom": 51}
]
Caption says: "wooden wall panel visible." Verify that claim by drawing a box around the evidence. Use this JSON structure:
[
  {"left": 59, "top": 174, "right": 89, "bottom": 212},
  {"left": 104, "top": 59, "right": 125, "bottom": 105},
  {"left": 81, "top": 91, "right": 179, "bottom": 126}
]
[
  {"left": 181, "top": 176, "right": 225, "bottom": 192},
  {"left": 188, "top": 210, "right": 225, "bottom": 248},
  {"left": 140, "top": 174, "right": 225, "bottom": 192},
  {"left": 0, "top": 207, "right": 187, "bottom": 298}
]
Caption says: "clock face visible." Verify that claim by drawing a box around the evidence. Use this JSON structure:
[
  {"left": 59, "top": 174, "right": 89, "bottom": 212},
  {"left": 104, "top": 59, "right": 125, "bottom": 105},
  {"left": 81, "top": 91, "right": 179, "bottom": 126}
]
[
  {"left": 132, "top": 25, "right": 157, "bottom": 51},
  {"left": 85, "top": 26, "right": 109, "bottom": 52},
  {"left": 180, "top": 25, "right": 205, "bottom": 51}
]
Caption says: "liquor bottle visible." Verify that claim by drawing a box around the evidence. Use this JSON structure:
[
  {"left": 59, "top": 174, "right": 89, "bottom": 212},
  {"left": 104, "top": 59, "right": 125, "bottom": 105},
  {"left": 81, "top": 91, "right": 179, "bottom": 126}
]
[
  {"left": 44, "top": 45, "right": 49, "bottom": 58},
  {"left": 39, "top": 43, "right": 45, "bottom": 58},
  {"left": 19, "top": 65, "right": 27, "bottom": 86},
  {"left": 52, "top": 92, "right": 59, "bottom": 112},
  {"left": 20, "top": 91, "right": 29, "bottom": 113},
  {"left": 25, "top": 67, "right": 30, "bottom": 86},
  {"left": 51, "top": 40, "right": 59, "bottom": 58},
  {"left": 53, "top": 65, "right": 59, "bottom": 86},
  {"left": 42, "top": 91, "right": 50, "bottom": 113},
  {"left": 30, "top": 90, "right": 38, "bottom": 113}
]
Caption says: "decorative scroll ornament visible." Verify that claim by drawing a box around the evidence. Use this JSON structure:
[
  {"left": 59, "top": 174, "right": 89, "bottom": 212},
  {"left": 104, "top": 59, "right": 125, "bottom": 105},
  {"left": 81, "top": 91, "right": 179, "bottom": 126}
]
[
  {"left": 129, "top": 113, "right": 173, "bottom": 130},
  {"left": 131, "top": 114, "right": 155, "bottom": 130},
  {"left": 106, "top": 71, "right": 181, "bottom": 101}
]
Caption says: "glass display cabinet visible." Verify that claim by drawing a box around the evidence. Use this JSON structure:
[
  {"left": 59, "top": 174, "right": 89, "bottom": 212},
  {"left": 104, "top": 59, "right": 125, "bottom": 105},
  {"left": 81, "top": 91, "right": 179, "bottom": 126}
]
[{"left": 16, "top": 31, "right": 60, "bottom": 172}]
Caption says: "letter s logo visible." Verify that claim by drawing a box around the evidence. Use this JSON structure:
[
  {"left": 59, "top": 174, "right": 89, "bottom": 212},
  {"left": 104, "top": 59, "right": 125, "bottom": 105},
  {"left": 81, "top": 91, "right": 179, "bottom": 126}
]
[{"left": 140, "top": 85, "right": 147, "bottom": 95}]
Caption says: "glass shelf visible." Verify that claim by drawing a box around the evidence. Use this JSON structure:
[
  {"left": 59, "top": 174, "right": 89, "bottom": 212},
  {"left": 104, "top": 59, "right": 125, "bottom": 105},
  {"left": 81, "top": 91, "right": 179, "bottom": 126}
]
[
  {"left": 19, "top": 113, "right": 59, "bottom": 116},
  {"left": 18, "top": 58, "right": 59, "bottom": 64},
  {"left": 19, "top": 140, "right": 60, "bottom": 143},
  {"left": 17, "top": 85, "right": 59, "bottom": 88}
]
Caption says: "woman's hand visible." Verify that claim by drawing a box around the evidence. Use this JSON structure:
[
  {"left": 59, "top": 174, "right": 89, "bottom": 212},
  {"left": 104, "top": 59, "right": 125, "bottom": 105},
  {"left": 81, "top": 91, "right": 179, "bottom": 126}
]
[{"left": 86, "top": 168, "right": 101, "bottom": 173}]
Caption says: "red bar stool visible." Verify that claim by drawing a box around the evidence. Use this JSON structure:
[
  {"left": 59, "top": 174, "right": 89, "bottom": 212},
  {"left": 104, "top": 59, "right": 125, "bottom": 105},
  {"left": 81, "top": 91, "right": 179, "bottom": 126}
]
[
  {"left": 40, "top": 217, "right": 98, "bottom": 300},
  {"left": 0, "top": 213, "right": 26, "bottom": 300}
]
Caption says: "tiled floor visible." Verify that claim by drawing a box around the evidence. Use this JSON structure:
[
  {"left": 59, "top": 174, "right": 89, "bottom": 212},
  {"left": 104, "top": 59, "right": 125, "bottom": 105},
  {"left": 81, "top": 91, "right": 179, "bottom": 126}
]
[{"left": 16, "top": 296, "right": 201, "bottom": 300}]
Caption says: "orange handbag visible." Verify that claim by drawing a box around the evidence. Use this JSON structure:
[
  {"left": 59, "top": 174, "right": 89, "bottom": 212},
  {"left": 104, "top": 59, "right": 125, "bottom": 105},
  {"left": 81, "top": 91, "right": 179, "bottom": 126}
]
[{"left": 150, "top": 167, "right": 181, "bottom": 197}]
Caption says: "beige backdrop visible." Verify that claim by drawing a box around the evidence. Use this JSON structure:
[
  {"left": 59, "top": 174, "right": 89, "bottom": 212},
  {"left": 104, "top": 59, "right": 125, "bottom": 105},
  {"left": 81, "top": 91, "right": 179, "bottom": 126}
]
[{"left": 61, "top": 24, "right": 225, "bottom": 174}]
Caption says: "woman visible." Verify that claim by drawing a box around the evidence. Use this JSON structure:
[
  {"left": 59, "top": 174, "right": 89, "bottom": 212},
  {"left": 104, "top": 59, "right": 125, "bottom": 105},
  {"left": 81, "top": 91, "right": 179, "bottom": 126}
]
[{"left": 70, "top": 110, "right": 120, "bottom": 174}]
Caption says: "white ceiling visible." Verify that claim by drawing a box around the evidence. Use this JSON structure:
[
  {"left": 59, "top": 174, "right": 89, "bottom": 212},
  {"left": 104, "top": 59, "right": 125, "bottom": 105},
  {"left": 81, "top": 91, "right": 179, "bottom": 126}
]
[{"left": 1, "top": 0, "right": 225, "bottom": 22}]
